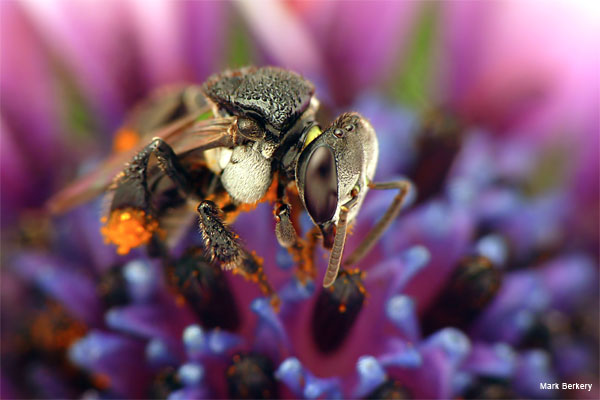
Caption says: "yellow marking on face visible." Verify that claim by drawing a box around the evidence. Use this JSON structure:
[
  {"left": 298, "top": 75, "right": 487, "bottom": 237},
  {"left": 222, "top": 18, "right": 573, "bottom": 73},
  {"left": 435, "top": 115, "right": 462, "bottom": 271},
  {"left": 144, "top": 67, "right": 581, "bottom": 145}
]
[{"left": 303, "top": 125, "right": 323, "bottom": 149}]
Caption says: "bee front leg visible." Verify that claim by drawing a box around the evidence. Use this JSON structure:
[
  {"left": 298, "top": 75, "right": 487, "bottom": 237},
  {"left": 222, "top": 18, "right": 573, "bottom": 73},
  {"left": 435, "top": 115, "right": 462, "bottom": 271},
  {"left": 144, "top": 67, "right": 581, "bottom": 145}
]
[
  {"left": 343, "top": 179, "right": 412, "bottom": 266},
  {"left": 101, "top": 138, "right": 192, "bottom": 255},
  {"left": 197, "top": 200, "right": 279, "bottom": 308}
]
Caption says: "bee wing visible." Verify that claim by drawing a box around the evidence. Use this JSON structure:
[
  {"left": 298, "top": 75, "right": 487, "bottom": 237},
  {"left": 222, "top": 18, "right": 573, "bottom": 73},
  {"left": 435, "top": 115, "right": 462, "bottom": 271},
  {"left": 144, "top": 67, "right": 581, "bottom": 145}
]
[{"left": 47, "top": 114, "right": 237, "bottom": 214}]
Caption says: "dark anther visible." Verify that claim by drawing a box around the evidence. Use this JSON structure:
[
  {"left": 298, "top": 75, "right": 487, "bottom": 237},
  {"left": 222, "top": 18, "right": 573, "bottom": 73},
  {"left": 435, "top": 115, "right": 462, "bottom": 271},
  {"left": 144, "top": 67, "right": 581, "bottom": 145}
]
[
  {"left": 311, "top": 269, "right": 366, "bottom": 353},
  {"left": 333, "top": 128, "right": 344, "bottom": 137},
  {"left": 421, "top": 255, "right": 502, "bottom": 336},
  {"left": 98, "top": 266, "right": 130, "bottom": 308},
  {"left": 344, "top": 123, "right": 355, "bottom": 132},
  {"left": 365, "top": 380, "right": 412, "bottom": 399},
  {"left": 169, "top": 247, "right": 240, "bottom": 330},
  {"left": 197, "top": 200, "right": 243, "bottom": 269},
  {"left": 149, "top": 367, "right": 183, "bottom": 400},
  {"left": 463, "top": 377, "right": 515, "bottom": 399},
  {"left": 226, "top": 353, "right": 278, "bottom": 399},
  {"left": 407, "top": 110, "right": 463, "bottom": 204}
]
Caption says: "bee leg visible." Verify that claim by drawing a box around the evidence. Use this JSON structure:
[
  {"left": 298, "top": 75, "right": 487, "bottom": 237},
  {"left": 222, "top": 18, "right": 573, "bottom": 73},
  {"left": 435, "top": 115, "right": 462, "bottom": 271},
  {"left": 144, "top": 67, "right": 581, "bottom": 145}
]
[
  {"left": 343, "top": 179, "right": 412, "bottom": 266},
  {"left": 145, "top": 137, "right": 192, "bottom": 195},
  {"left": 274, "top": 202, "right": 297, "bottom": 248},
  {"left": 102, "top": 138, "right": 192, "bottom": 255},
  {"left": 272, "top": 197, "right": 320, "bottom": 283},
  {"left": 292, "top": 226, "right": 320, "bottom": 283},
  {"left": 197, "top": 200, "right": 245, "bottom": 269},
  {"left": 111, "top": 137, "right": 192, "bottom": 211},
  {"left": 197, "top": 200, "right": 279, "bottom": 308}
]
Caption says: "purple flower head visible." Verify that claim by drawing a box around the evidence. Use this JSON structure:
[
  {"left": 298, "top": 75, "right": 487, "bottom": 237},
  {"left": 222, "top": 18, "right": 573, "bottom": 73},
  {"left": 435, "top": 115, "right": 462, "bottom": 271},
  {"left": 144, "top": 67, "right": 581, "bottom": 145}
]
[{"left": 2, "top": 1, "right": 598, "bottom": 399}]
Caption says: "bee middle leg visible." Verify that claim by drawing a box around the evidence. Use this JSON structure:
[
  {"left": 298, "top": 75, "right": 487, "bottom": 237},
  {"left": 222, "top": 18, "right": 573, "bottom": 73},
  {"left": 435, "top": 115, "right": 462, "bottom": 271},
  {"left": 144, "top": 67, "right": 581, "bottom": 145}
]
[
  {"left": 197, "top": 200, "right": 278, "bottom": 307},
  {"left": 273, "top": 200, "right": 320, "bottom": 283}
]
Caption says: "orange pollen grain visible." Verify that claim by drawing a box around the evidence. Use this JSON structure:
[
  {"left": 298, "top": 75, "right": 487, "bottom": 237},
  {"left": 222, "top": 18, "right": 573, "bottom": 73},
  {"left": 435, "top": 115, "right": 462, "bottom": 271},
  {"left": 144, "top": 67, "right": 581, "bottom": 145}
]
[
  {"left": 338, "top": 304, "right": 347, "bottom": 313},
  {"left": 100, "top": 208, "right": 161, "bottom": 255},
  {"left": 113, "top": 128, "right": 140, "bottom": 153}
]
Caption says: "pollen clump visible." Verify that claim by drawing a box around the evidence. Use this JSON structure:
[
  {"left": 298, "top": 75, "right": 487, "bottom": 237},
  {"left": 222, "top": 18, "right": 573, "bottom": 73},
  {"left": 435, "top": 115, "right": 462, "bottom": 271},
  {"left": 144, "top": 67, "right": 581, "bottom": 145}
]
[
  {"left": 113, "top": 128, "right": 140, "bottom": 153},
  {"left": 101, "top": 208, "right": 161, "bottom": 255}
]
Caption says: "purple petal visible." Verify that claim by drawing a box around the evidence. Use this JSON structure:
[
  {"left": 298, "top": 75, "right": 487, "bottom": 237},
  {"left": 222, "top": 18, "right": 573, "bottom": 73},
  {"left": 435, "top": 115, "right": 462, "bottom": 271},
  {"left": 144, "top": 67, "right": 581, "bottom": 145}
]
[
  {"left": 472, "top": 271, "right": 549, "bottom": 343},
  {"left": 538, "top": 254, "right": 598, "bottom": 312},
  {"left": 69, "top": 331, "right": 152, "bottom": 398},
  {"left": 513, "top": 350, "right": 556, "bottom": 398},
  {"left": 461, "top": 342, "right": 516, "bottom": 378},
  {"left": 236, "top": 0, "right": 323, "bottom": 76},
  {"left": 379, "top": 339, "right": 423, "bottom": 369},
  {"left": 287, "top": 1, "right": 420, "bottom": 105},
  {"left": 12, "top": 253, "right": 103, "bottom": 325},
  {"left": 181, "top": 1, "right": 229, "bottom": 82},
  {"left": 385, "top": 202, "right": 475, "bottom": 312},
  {"left": 251, "top": 297, "right": 290, "bottom": 356},
  {"left": 20, "top": 0, "right": 127, "bottom": 128},
  {"left": 105, "top": 299, "right": 194, "bottom": 346}
]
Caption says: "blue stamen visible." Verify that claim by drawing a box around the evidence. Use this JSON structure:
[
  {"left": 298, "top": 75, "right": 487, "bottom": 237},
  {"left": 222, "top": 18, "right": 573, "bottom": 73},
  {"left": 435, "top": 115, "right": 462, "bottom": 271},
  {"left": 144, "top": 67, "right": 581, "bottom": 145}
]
[
  {"left": 355, "top": 356, "right": 387, "bottom": 397},
  {"left": 476, "top": 235, "right": 508, "bottom": 267},
  {"left": 251, "top": 298, "right": 290, "bottom": 349},
  {"left": 183, "top": 324, "right": 206, "bottom": 354},
  {"left": 123, "top": 259, "right": 157, "bottom": 303},
  {"left": 178, "top": 362, "right": 204, "bottom": 387},
  {"left": 304, "top": 375, "right": 341, "bottom": 400},
  {"left": 276, "top": 248, "right": 294, "bottom": 270},
  {"left": 386, "top": 295, "right": 420, "bottom": 340},
  {"left": 275, "top": 357, "right": 304, "bottom": 396},
  {"left": 425, "top": 328, "right": 471, "bottom": 366},
  {"left": 145, "top": 338, "right": 174, "bottom": 366},
  {"left": 279, "top": 278, "right": 315, "bottom": 304},
  {"left": 378, "top": 340, "right": 423, "bottom": 368},
  {"left": 206, "top": 330, "right": 241, "bottom": 354}
]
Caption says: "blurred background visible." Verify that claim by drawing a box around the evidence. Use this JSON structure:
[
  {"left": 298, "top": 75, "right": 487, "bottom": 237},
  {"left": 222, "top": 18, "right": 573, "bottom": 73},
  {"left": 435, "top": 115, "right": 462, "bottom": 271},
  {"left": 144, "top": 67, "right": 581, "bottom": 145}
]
[{"left": 1, "top": 1, "right": 599, "bottom": 399}]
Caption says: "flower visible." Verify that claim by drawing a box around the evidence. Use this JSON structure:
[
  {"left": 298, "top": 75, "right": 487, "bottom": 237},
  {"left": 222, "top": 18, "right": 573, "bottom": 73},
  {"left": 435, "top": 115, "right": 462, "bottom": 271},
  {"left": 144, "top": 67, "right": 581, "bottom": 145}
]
[{"left": 2, "top": 1, "right": 598, "bottom": 399}]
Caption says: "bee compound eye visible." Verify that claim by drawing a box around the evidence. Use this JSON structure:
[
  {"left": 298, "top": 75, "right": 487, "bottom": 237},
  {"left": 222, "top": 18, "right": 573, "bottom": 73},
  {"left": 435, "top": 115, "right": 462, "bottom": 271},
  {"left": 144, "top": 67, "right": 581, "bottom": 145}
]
[
  {"left": 344, "top": 123, "right": 355, "bottom": 132},
  {"left": 303, "top": 145, "right": 338, "bottom": 224}
]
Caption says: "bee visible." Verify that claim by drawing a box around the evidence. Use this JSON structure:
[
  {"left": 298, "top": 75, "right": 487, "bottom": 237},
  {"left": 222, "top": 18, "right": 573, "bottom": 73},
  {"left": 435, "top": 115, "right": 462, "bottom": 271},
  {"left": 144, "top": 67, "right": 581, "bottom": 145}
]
[{"left": 49, "top": 66, "right": 411, "bottom": 291}]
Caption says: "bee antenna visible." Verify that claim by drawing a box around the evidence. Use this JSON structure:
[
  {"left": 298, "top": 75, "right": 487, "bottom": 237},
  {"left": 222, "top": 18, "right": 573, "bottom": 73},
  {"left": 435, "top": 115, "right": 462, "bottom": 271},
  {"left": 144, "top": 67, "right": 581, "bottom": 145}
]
[{"left": 323, "top": 189, "right": 359, "bottom": 287}]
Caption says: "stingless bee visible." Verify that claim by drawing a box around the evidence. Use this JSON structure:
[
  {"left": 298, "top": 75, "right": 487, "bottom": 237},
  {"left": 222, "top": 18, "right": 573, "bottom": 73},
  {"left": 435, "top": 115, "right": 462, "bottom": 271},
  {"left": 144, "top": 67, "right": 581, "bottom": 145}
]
[{"left": 48, "top": 66, "right": 411, "bottom": 293}]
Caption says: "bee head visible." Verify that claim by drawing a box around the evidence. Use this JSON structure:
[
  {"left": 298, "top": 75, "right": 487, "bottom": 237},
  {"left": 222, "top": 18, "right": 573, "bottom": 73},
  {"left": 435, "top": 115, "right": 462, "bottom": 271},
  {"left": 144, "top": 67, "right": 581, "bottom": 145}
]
[{"left": 296, "top": 113, "right": 378, "bottom": 247}]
